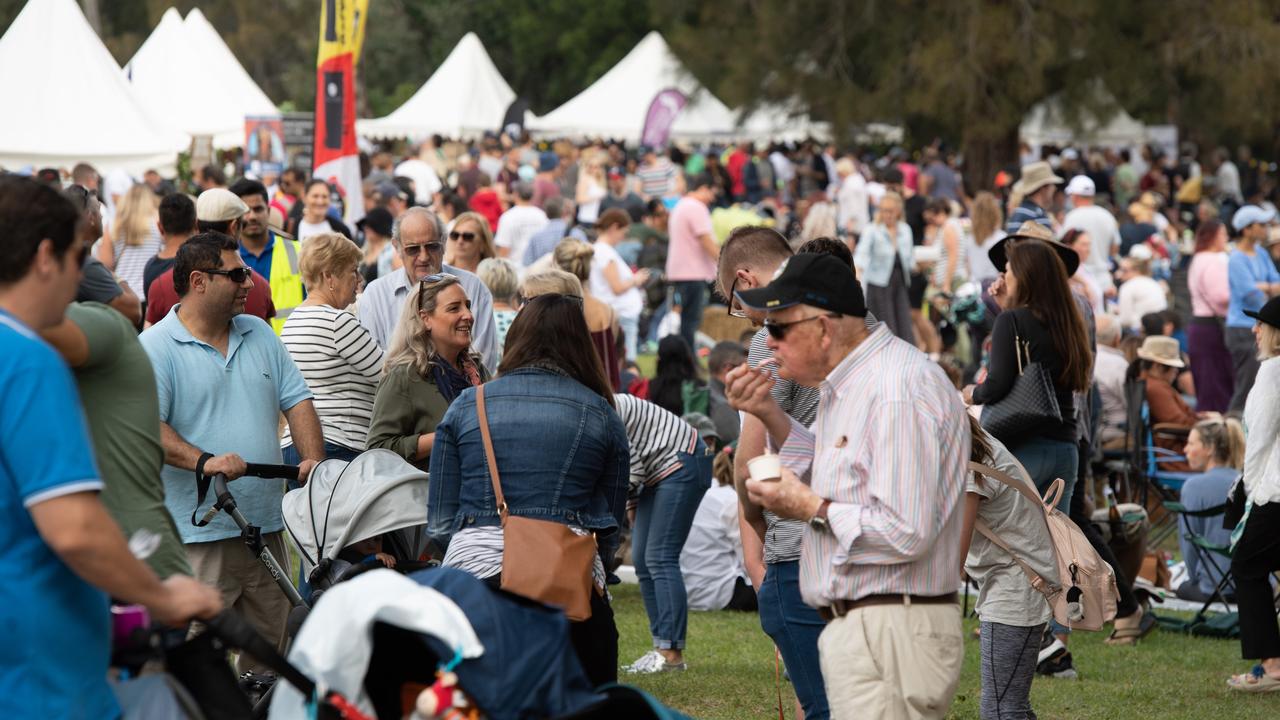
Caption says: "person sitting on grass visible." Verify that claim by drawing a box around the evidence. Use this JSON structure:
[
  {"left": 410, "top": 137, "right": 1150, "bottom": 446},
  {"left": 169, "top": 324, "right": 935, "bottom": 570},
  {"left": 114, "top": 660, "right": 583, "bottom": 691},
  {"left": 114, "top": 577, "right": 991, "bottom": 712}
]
[{"left": 680, "top": 447, "right": 758, "bottom": 613}]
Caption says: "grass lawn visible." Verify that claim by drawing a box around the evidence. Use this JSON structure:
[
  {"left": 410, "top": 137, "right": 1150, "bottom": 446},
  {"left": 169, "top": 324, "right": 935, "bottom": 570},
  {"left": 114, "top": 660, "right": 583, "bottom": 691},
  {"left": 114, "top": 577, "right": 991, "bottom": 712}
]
[{"left": 611, "top": 584, "right": 1275, "bottom": 719}]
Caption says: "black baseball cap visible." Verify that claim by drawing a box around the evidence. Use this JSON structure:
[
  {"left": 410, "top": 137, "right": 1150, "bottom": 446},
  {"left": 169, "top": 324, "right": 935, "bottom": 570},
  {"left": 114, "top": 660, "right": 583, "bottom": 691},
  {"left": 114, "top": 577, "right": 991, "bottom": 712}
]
[
  {"left": 357, "top": 207, "right": 394, "bottom": 237},
  {"left": 1244, "top": 296, "right": 1280, "bottom": 330},
  {"left": 736, "top": 253, "right": 866, "bottom": 317}
]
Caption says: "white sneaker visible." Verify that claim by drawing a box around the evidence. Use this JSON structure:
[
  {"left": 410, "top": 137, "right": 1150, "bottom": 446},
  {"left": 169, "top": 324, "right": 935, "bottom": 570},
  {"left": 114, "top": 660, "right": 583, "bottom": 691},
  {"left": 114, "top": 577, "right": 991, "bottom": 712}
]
[{"left": 622, "top": 650, "right": 687, "bottom": 674}]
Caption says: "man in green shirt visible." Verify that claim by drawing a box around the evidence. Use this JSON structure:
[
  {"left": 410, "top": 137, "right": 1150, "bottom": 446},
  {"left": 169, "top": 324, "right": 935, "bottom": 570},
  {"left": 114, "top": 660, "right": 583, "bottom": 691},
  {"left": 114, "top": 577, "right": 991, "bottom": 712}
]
[{"left": 43, "top": 301, "right": 190, "bottom": 578}]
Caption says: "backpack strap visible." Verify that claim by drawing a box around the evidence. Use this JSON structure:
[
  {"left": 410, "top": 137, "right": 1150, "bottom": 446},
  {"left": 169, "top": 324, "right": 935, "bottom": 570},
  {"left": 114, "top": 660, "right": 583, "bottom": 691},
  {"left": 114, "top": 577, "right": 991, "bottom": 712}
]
[
  {"left": 973, "top": 519, "right": 1059, "bottom": 598},
  {"left": 968, "top": 460, "right": 1043, "bottom": 508}
]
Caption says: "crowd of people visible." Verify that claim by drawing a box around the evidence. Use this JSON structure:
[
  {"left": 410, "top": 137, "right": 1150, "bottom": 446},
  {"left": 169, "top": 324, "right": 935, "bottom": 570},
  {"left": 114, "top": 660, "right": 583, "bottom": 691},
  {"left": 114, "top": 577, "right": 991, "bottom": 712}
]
[{"left": 2, "top": 130, "right": 1280, "bottom": 719}]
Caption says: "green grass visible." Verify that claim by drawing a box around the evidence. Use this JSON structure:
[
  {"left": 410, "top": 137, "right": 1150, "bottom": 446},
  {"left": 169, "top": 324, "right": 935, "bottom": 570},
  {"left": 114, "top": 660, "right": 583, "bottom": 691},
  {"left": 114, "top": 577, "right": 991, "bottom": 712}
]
[{"left": 611, "top": 584, "right": 1276, "bottom": 719}]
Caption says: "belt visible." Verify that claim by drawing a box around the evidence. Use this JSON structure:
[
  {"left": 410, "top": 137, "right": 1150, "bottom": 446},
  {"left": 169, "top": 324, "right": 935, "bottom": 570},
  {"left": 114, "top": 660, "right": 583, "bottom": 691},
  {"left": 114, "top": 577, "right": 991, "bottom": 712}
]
[{"left": 818, "top": 592, "right": 958, "bottom": 622}]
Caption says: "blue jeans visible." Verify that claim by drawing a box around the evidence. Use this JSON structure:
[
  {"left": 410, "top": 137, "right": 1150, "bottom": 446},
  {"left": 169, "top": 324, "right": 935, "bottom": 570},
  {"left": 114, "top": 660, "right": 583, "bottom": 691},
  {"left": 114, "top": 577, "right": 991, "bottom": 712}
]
[
  {"left": 673, "top": 280, "right": 708, "bottom": 351},
  {"left": 759, "top": 561, "right": 830, "bottom": 720},
  {"left": 1009, "top": 436, "right": 1077, "bottom": 513},
  {"left": 632, "top": 441, "right": 712, "bottom": 650},
  {"left": 619, "top": 314, "right": 640, "bottom": 363}
]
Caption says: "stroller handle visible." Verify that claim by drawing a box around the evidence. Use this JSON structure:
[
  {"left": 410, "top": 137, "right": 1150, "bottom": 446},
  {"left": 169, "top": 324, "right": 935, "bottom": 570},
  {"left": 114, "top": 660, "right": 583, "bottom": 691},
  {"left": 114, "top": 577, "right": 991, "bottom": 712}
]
[{"left": 244, "top": 462, "right": 301, "bottom": 480}]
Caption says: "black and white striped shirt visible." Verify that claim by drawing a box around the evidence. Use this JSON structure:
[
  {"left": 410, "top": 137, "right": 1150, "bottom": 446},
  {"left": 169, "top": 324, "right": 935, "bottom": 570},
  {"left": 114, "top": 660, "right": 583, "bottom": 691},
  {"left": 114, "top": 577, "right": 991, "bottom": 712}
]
[
  {"left": 612, "top": 394, "right": 699, "bottom": 488},
  {"left": 280, "top": 304, "right": 383, "bottom": 452},
  {"left": 442, "top": 526, "right": 606, "bottom": 590}
]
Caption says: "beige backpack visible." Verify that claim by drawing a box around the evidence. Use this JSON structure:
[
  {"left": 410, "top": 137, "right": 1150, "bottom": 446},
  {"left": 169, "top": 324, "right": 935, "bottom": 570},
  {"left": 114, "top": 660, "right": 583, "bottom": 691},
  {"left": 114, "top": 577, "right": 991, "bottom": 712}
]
[{"left": 970, "top": 461, "right": 1119, "bottom": 631}]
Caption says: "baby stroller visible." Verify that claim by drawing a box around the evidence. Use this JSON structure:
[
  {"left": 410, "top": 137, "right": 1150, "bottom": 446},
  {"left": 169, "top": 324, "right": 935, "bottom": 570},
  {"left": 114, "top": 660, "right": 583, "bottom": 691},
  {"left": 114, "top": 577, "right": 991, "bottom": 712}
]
[{"left": 281, "top": 449, "right": 433, "bottom": 600}]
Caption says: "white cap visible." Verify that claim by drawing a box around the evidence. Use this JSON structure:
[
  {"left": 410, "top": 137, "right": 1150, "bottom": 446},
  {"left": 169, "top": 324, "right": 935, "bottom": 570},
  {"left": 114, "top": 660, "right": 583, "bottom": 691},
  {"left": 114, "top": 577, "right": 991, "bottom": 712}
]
[
  {"left": 1065, "top": 175, "right": 1095, "bottom": 197},
  {"left": 1128, "top": 243, "right": 1154, "bottom": 261},
  {"left": 196, "top": 188, "right": 249, "bottom": 222}
]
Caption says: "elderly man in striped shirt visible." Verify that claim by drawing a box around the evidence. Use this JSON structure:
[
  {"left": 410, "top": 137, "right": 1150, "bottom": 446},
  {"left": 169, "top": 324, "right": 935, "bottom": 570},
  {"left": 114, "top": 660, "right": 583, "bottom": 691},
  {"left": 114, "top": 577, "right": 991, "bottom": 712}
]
[{"left": 726, "top": 253, "right": 969, "bottom": 720}]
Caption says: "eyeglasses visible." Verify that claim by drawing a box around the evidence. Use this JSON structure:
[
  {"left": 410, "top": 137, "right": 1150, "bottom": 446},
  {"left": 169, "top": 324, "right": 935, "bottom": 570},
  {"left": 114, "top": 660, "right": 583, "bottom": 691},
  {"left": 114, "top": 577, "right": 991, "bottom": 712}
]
[
  {"left": 403, "top": 242, "right": 443, "bottom": 258},
  {"left": 204, "top": 267, "right": 252, "bottom": 284},
  {"left": 726, "top": 275, "right": 747, "bottom": 318},
  {"left": 449, "top": 231, "right": 476, "bottom": 242},
  {"left": 763, "top": 314, "right": 837, "bottom": 341}
]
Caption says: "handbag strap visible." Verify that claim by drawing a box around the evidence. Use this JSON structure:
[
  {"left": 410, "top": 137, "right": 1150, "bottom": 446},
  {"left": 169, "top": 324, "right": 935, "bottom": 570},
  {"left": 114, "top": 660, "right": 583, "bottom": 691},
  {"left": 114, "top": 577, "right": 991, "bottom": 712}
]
[
  {"left": 1007, "top": 311, "right": 1028, "bottom": 374},
  {"left": 475, "top": 385, "right": 508, "bottom": 519}
]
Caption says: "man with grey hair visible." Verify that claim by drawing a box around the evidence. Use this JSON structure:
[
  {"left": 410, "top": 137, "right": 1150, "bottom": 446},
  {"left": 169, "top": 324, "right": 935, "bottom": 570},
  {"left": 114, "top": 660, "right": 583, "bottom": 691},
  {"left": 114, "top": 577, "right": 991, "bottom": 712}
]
[
  {"left": 1093, "top": 313, "right": 1128, "bottom": 448},
  {"left": 357, "top": 207, "right": 498, "bottom": 370},
  {"left": 494, "top": 181, "right": 548, "bottom": 264}
]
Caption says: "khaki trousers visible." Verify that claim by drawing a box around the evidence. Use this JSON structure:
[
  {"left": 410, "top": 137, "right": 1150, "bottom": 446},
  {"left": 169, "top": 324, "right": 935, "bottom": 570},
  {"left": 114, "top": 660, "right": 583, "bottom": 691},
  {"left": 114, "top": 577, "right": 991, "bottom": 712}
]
[
  {"left": 186, "top": 532, "right": 292, "bottom": 675},
  {"left": 817, "top": 601, "right": 963, "bottom": 720}
]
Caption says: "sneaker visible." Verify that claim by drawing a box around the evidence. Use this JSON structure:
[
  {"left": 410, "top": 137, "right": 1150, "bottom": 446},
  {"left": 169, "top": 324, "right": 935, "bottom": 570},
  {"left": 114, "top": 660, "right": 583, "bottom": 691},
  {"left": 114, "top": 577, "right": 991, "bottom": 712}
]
[
  {"left": 1036, "top": 632, "right": 1078, "bottom": 679},
  {"left": 622, "top": 650, "right": 687, "bottom": 674}
]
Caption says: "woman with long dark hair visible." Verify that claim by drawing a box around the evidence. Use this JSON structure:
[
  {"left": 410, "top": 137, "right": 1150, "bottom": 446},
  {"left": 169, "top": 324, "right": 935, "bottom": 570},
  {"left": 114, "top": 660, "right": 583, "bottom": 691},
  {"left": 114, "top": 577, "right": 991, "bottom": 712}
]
[
  {"left": 1187, "top": 218, "right": 1236, "bottom": 412},
  {"left": 648, "top": 335, "right": 702, "bottom": 418},
  {"left": 428, "top": 294, "right": 629, "bottom": 686}
]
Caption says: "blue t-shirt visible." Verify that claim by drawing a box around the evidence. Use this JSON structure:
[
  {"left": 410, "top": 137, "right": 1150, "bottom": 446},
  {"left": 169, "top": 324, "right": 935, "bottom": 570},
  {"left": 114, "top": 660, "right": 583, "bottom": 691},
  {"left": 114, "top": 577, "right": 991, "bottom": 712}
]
[
  {"left": 1178, "top": 466, "right": 1239, "bottom": 596},
  {"left": 140, "top": 307, "right": 312, "bottom": 544},
  {"left": 1226, "top": 248, "right": 1280, "bottom": 328},
  {"left": 239, "top": 232, "right": 277, "bottom": 280},
  {"left": 0, "top": 311, "right": 116, "bottom": 718}
]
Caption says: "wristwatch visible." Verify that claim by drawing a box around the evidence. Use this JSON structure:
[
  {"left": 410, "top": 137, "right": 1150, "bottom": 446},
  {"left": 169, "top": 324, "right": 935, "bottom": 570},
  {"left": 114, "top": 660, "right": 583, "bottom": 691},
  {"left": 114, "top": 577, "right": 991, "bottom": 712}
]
[{"left": 809, "top": 499, "right": 832, "bottom": 532}]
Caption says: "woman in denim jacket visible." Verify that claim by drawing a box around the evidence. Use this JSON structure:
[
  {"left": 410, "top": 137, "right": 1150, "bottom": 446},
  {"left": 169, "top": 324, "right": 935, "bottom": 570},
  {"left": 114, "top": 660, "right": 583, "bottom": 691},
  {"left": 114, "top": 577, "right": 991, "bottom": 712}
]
[
  {"left": 428, "top": 293, "right": 630, "bottom": 686},
  {"left": 853, "top": 191, "right": 916, "bottom": 344}
]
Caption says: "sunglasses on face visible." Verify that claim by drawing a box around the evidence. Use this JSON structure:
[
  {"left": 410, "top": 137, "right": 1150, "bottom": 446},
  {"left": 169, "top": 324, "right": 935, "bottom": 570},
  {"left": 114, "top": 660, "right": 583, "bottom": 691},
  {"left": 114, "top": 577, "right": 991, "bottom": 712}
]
[
  {"left": 763, "top": 314, "right": 837, "bottom": 341},
  {"left": 449, "top": 231, "right": 477, "bottom": 242},
  {"left": 403, "top": 242, "right": 443, "bottom": 258},
  {"left": 726, "top": 275, "right": 747, "bottom": 318},
  {"left": 204, "top": 267, "right": 252, "bottom": 284}
]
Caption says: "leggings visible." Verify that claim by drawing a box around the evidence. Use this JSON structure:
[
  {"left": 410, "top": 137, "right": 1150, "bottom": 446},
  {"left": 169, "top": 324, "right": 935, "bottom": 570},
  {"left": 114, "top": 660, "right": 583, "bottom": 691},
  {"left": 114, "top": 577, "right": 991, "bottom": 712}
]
[{"left": 979, "top": 621, "right": 1044, "bottom": 719}]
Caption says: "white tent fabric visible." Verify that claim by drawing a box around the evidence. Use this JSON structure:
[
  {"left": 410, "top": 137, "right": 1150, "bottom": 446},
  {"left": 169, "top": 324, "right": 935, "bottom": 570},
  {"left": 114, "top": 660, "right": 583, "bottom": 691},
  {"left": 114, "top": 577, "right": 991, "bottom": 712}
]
[
  {"left": 358, "top": 32, "right": 520, "bottom": 140},
  {"left": 1020, "top": 82, "right": 1148, "bottom": 150},
  {"left": 269, "top": 570, "right": 485, "bottom": 720},
  {"left": 125, "top": 7, "right": 277, "bottom": 150},
  {"left": 742, "top": 102, "right": 832, "bottom": 143},
  {"left": 528, "top": 32, "right": 738, "bottom": 143},
  {"left": 0, "top": 0, "right": 183, "bottom": 175}
]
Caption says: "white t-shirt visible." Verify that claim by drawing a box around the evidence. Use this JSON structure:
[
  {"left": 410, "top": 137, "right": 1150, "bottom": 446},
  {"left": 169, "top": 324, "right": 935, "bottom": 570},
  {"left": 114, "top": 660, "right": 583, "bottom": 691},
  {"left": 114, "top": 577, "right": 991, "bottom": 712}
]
[
  {"left": 493, "top": 205, "right": 548, "bottom": 265},
  {"left": 590, "top": 240, "right": 644, "bottom": 318},
  {"left": 394, "top": 159, "right": 442, "bottom": 204},
  {"left": 1062, "top": 204, "right": 1120, "bottom": 291},
  {"left": 297, "top": 219, "right": 332, "bottom": 244},
  {"left": 680, "top": 484, "right": 746, "bottom": 612},
  {"left": 1117, "top": 275, "right": 1167, "bottom": 330}
]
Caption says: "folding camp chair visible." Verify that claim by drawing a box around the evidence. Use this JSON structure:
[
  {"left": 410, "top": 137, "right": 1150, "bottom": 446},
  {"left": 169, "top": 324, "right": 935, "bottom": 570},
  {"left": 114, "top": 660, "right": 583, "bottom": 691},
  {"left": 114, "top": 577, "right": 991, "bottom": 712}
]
[
  {"left": 1122, "top": 380, "right": 1194, "bottom": 547},
  {"left": 1161, "top": 500, "right": 1236, "bottom": 627}
]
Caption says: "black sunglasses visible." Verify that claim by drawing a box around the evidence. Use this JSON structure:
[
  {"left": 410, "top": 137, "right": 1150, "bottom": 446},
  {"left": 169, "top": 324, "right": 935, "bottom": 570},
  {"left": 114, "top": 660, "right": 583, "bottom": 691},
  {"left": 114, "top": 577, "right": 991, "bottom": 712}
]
[
  {"left": 449, "top": 231, "right": 477, "bottom": 242},
  {"left": 204, "top": 267, "right": 252, "bottom": 284},
  {"left": 726, "top": 275, "right": 747, "bottom": 318},
  {"left": 417, "top": 273, "right": 456, "bottom": 310},
  {"left": 763, "top": 314, "right": 837, "bottom": 341},
  {"left": 403, "top": 242, "right": 443, "bottom": 257}
]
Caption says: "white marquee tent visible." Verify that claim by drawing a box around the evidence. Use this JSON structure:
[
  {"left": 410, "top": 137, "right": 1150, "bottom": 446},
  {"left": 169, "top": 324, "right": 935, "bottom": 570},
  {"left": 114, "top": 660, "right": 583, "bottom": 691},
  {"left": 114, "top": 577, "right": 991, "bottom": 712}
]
[
  {"left": 528, "top": 32, "right": 739, "bottom": 143},
  {"left": 0, "top": 0, "right": 183, "bottom": 175},
  {"left": 125, "top": 7, "right": 278, "bottom": 150},
  {"left": 358, "top": 32, "right": 521, "bottom": 140},
  {"left": 1020, "top": 82, "right": 1148, "bottom": 151}
]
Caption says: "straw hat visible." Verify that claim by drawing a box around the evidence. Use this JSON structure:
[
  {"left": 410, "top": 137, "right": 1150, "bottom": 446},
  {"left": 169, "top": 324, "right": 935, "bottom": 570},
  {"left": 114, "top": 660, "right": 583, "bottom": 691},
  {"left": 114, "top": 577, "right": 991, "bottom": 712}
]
[
  {"left": 986, "top": 221, "right": 1081, "bottom": 276},
  {"left": 1136, "top": 335, "right": 1184, "bottom": 368},
  {"left": 1012, "top": 161, "right": 1063, "bottom": 196}
]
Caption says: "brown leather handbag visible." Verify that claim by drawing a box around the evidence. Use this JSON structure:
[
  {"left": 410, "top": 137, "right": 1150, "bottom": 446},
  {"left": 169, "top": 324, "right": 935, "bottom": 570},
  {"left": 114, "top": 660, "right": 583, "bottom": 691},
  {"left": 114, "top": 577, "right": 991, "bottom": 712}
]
[{"left": 475, "top": 385, "right": 596, "bottom": 621}]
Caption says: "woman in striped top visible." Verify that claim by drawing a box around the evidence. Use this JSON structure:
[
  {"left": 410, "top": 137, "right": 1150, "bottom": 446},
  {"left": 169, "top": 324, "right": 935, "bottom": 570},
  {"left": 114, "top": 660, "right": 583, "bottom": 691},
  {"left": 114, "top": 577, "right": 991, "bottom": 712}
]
[
  {"left": 613, "top": 393, "right": 712, "bottom": 675},
  {"left": 280, "top": 233, "right": 383, "bottom": 464},
  {"left": 98, "top": 183, "right": 162, "bottom": 303}
]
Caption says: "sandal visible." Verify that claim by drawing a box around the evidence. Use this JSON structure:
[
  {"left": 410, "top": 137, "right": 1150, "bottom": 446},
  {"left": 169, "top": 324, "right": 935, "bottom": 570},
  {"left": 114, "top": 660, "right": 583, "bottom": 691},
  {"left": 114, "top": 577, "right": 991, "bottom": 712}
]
[
  {"left": 1104, "top": 611, "right": 1156, "bottom": 646},
  {"left": 1227, "top": 665, "right": 1280, "bottom": 692}
]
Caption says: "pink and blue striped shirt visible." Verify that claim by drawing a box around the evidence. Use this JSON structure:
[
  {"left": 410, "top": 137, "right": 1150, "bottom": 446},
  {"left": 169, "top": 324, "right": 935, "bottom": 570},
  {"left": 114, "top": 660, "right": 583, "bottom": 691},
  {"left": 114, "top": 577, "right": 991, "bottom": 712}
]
[{"left": 778, "top": 325, "right": 970, "bottom": 608}]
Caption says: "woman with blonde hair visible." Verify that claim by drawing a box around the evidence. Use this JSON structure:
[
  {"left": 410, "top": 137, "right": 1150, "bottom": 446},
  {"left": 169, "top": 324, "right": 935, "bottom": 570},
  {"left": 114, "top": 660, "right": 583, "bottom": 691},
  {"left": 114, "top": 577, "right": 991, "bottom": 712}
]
[
  {"left": 99, "top": 183, "right": 162, "bottom": 301},
  {"left": 521, "top": 268, "right": 583, "bottom": 300},
  {"left": 367, "top": 274, "right": 487, "bottom": 470},
  {"left": 1175, "top": 416, "right": 1245, "bottom": 602},
  {"left": 968, "top": 192, "right": 1005, "bottom": 284},
  {"left": 555, "top": 238, "right": 621, "bottom": 389},
  {"left": 576, "top": 152, "right": 608, "bottom": 227},
  {"left": 280, "top": 232, "right": 383, "bottom": 465},
  {"left": 443, "top": 211, "right": 495, "bottom": 274},
  {"left": 854, "top": 190, "right": 915, "bottom": 343}
]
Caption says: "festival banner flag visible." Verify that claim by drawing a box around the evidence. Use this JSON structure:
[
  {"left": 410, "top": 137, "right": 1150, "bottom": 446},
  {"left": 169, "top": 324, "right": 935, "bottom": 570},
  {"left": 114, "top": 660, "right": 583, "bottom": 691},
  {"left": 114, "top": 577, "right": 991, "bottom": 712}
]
[
  {"left": 313, "top": 0, "right": 369, "bottom": 226},
  {"left": 639, "top": 88, "right": 688, "bottom": 149}
]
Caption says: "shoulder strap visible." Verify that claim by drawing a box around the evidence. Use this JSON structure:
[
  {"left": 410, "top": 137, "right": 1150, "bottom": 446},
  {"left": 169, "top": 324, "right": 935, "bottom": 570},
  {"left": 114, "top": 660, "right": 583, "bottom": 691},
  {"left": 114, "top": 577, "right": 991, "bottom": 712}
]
[
  {"left": 968, "top": 460, "right": 1044, "bottom": 509},
  {"left": 475, "top": 385, "right": 507, "bottom": 518},
  {"left": 973, "top": 519, "right": 1056, "bottom": 596}
]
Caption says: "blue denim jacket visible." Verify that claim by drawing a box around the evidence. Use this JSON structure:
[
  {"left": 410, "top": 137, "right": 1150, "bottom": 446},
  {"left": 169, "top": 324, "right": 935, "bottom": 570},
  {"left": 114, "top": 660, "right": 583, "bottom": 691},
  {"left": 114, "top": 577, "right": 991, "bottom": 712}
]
[
  {"left": 853, "top": 221, "right": 914, "bottom": 288},
  {"left": 427, "top": 368, "right": 630, "bottom": 550}
]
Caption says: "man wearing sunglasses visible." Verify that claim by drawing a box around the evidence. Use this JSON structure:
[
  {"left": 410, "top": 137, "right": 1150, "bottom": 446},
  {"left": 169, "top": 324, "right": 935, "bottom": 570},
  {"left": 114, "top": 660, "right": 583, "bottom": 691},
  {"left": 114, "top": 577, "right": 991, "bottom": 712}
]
[
  {"left": 358, "top": 206, "right": 498, "bottom": 371},
  {"left": 140, "top": 232, "right": 324, "bottom": 674},
  {"left": 726, "top": 252, "right": 969, "bottom": 720}
]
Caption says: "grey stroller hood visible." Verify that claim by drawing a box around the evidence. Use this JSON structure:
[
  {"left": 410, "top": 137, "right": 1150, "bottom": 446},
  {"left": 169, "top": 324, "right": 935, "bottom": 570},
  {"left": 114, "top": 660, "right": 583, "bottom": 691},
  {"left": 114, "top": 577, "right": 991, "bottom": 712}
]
[{"left": 282, "top": 449, "right": 429, "bottom": 577}]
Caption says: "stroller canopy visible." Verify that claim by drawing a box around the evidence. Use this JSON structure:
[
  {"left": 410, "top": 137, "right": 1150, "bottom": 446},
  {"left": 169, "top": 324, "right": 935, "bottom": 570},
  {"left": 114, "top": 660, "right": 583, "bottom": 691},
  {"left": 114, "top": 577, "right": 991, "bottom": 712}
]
[
  {"left": 282, "top": 449, "right": 429, "bottom": 574},
  {"left": 268, "top": 569, "right": 484, "bottom": 719}
]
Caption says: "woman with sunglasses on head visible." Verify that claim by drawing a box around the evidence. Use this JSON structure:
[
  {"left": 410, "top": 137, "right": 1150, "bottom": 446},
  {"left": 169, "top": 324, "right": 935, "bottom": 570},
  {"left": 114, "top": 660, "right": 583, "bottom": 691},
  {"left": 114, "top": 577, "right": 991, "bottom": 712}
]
[
  {"left": 442, "top": 211, "right": 495, "bottom": 275},
  {"left": 555, "top": 238, "right": 622, "bottom": 390},
  {"left": 428, "top": 294, "right": 629, "bottom": 686},
  {"left": 366, "top": 274, "right": 486, "bottom": 471}
]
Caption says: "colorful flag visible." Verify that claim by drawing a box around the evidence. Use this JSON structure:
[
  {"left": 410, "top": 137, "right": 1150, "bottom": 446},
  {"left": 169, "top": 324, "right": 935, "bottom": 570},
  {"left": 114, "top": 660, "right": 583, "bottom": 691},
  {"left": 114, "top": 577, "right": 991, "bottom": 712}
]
[
  {"left": 313, "top": 0, "right": 369, "bottom": 227},
  {"left": 640, "top": 88, "right": 688, "bottom": 149}
]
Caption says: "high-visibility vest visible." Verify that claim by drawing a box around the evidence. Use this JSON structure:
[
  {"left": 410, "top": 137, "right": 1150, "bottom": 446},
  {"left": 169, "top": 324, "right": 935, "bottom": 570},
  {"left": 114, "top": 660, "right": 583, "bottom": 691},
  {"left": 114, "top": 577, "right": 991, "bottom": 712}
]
[{"left": 269, "top": 235, "right": 304, "bottom": 334}]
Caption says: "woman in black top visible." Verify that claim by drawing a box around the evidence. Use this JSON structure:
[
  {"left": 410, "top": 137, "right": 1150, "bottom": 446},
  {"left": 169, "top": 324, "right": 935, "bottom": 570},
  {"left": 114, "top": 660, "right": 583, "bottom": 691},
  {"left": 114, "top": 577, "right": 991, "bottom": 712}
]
[{"left": 968, "top": 238, "right": 1092, "bottom": 513}]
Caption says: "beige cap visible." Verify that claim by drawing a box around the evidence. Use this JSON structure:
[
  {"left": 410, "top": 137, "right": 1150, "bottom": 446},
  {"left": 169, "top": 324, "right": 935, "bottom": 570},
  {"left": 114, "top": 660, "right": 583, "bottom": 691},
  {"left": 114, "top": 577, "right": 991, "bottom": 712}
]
[
  {"left": 196, "top": 188, "right": 249, "bottom": 222},
  {"left": 1137, "top": 335, "right": 1184, "bottom": 368}
]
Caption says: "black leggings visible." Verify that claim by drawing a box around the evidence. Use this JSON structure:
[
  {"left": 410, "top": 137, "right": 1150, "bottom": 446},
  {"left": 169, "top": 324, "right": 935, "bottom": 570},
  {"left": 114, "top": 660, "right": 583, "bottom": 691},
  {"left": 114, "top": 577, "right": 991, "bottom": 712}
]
[
  {"left": 1231, "top": 502, "right": 1280, "bottom": 660},
  {"left": 1071, "top": 441, "right": 1141, "bottom": 618}
]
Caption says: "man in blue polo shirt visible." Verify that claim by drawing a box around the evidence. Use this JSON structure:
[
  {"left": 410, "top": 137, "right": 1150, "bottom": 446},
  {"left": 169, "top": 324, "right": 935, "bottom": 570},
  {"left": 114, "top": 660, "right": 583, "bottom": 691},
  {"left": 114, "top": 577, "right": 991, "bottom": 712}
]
[
  {"left": 140, "top": 231, "right": 324, "bottom": 674},
  {"left": 0, "top": 176, "right": 221, "bottom": 718}
]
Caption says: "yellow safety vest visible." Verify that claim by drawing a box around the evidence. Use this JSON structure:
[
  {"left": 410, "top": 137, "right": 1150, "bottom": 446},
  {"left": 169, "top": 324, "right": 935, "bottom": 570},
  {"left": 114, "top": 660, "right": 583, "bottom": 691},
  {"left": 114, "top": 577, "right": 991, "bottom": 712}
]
[{"left": 268, "top": 235, "right": 304, "bottom": 334}]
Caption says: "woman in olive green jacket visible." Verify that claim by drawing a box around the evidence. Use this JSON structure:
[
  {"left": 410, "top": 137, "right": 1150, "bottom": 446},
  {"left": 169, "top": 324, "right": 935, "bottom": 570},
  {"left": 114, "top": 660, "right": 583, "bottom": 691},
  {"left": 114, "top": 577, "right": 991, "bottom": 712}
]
[{"left": 368, "top": 274, "right": 487, "bottom": 470}]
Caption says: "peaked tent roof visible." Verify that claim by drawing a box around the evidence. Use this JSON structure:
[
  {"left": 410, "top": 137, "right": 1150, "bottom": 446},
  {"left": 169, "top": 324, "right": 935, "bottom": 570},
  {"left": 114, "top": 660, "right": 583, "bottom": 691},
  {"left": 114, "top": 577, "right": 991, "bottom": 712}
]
[
  {"left": 358, "top": 32, "right": 520, "bottom": 140},
  {"left": 527, "top": 32, "right": 739, "bottom": 143},
  {"left": 125, "top": 7, "right": 277, "bottom": 150},
  {"left": 0, "top": 0, "right": 183, "bottom": 175},
  {"left": 1020, "top": 82, "right": 1147, "bottom": 149}
]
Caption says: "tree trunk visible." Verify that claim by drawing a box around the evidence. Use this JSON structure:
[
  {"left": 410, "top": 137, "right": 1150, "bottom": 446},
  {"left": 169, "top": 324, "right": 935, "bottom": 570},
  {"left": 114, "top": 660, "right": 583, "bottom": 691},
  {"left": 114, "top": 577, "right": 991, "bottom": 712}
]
[
  {"left": 962, "top": 126, "right": 1019, "bottom": 196},
  {"left": 81, "top": 0, "right": 102, "bottom": 35}
]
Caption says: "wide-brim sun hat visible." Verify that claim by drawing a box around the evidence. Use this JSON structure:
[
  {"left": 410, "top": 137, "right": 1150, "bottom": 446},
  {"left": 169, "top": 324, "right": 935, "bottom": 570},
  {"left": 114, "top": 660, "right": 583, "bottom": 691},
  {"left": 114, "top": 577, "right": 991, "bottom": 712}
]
[
  {"left": 1136, "top": 335, "right": 1185, "bottom": 368},
  {"left": 986, "top": 220, "right": 1081, "bottom": 276},
  {"left": 1011, "top": 161, "right": 1063, "bottom": 196}
]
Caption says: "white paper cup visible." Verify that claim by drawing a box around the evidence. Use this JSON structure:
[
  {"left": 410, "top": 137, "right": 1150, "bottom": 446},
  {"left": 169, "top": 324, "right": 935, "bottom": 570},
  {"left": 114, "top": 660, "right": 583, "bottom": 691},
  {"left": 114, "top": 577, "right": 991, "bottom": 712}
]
[{"left": 747, "top": 453, "right": 782, "bottom": 482}]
